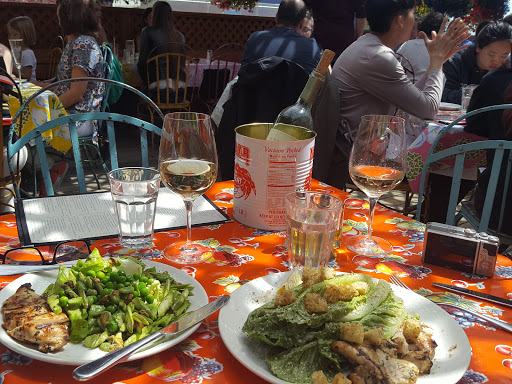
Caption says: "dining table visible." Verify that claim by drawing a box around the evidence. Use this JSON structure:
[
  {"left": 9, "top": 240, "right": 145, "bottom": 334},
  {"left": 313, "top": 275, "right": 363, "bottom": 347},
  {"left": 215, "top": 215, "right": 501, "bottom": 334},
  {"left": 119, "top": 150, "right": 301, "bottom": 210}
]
[
  {"left": 0, "top": 179, "right": 510, "bottom": 383},
  {"left": 405, "top": 109, "right": 487, "bottom": 193},
  {"left": 8, "top": 82, "right": 70, "bottom": 153}
]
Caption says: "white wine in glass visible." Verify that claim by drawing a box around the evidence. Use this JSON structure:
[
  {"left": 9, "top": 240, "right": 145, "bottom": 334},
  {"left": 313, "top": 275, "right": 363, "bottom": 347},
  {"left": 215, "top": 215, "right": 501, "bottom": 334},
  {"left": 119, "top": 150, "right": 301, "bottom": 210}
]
[
  {"left": 8, "top": 39, "right": 24, "bottom": 85},
  {"left": 159, "top": 112, "right": 218, "bottom": 264},
  {"left": 344, "top": 115, "right": 406, "bottom": 256}
]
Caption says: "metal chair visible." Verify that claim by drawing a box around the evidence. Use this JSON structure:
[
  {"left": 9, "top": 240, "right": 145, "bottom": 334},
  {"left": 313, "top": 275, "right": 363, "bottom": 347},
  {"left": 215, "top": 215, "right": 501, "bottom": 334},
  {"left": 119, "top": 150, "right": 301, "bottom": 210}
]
[
  {"left": 201, "top": 43, "right": 243, "bottom": 113},
  {"left": 8, "top": 77, "right": 164, "bottom": 198},
  {"left": 415, "top": 104, "right": 512, "bottom": 246},
  {"left": 47, "top": 47, "right": 62, "bottom": 80}
]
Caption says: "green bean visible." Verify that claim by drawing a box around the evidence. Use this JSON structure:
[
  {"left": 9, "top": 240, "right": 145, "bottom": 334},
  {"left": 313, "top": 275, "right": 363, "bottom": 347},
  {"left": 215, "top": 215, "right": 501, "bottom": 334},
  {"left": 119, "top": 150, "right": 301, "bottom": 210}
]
[
  {"left": 118, "top": 285, "right": 134, "bottom": 294},
  {"left": 176, "top": 301, "right": 190, "bottom": 317},
  {"left": 62, "top": 284, "right": 78, "bottom": 298},
  {"left": 86, "top": 289, "right": 98, "bottom": 296},
  {"left": 89, "top": 304, "right": 106, "bottom": 318},
  {"left": 126, "top": 305, "right": 134, "bottom": 334},
  {"left": 132, "top": 312, "right": 149, "bottom": 326},
  {"left": 81, "top": 290, "right": 89, "bottom": 309},
  {"left": 157, "top": 293, "right": 174, "bottom": 318},
  {"left": 84, "top": 331, "right": 108, "bottom": 349},
  {"left": 47, "top": 294, "right": 62, "bottom": 314}
]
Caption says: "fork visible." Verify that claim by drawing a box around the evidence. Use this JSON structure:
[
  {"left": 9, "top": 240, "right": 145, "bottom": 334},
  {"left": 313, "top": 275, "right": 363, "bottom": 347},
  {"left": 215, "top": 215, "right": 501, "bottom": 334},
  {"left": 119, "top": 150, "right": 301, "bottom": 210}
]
[{"left": 389, "top": 275, "right": 512, "bottom": 334}]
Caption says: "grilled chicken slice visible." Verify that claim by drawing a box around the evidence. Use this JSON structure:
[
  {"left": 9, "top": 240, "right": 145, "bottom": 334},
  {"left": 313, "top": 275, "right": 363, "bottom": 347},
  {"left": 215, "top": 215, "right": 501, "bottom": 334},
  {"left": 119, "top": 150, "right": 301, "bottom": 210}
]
[
  {"left": 7, "top": 321, "right": 69, "bottom": 353},
  {"left": 2, "top": 283, "right": 70, "bottom": 353},
  {"left": 2, "top": 284, "right": 47, "bottom": 312},
  {"left": 332, "top": 341, "right": 419, "bottom": 384}
]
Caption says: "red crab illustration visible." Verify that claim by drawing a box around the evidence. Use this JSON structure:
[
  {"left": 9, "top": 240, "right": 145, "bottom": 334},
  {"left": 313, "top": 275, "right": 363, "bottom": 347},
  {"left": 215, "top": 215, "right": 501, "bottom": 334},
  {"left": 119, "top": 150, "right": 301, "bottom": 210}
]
[{"left": 234, "top": 163, "right": 256, "bottom": 199}]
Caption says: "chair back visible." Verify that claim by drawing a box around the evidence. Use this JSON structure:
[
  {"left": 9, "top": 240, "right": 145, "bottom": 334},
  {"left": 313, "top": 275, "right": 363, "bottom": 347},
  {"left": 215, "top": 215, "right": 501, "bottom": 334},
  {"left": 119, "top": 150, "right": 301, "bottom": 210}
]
[
  {"left": 415, "top": 104, "right": 512, "bottom": 234},
  {"left": 8, "top": 77, "right": 164, "bottom": 198},
  {"left": 200, "top": 43, "right": 243, "bottom": 109},
  {"left": 47, "top": 47, "right": 63, "bottom": 80},
  {"left": 146, "top": 52, "right": 195, "bottom": 111}
]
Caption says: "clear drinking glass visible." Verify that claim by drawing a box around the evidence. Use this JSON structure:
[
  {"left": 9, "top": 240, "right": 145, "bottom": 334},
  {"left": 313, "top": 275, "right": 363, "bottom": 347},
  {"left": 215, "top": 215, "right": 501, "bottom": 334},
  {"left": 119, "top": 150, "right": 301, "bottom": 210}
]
[
  {"left": 158, "top": 112, "right": 218, "bottom": 264},
  {"left": 8, "top": 39, "right": 24, "bottom": 85},
  {"left": 344, "top": 115, "right": 406, "bottom": 256}
]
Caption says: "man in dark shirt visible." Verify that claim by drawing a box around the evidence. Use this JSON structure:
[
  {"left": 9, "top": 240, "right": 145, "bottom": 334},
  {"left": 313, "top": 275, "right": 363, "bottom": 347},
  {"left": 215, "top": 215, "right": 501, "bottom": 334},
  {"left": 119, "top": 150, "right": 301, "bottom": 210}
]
[
  {"left": 305, "top": 0, "right": 367, "bottom": 62},
  {"left": 241, "top": 0, "right": 322, "bottom": 73}
]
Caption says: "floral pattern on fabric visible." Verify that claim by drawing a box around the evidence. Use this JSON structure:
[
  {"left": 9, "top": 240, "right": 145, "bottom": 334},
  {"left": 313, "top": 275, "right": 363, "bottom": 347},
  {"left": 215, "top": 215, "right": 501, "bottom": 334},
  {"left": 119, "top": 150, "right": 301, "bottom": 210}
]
[{"left": 54, "top": 35, "right": 105, "bottom": 138}]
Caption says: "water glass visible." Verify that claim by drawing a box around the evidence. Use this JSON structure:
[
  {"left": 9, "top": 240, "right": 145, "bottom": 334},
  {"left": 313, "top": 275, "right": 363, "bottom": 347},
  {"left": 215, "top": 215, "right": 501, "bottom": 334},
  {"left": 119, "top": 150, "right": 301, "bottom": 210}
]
[
  {"left": 461, "top": 84, "right": 477, "bottom": 113},
  {"left": 108, "top": 167, "right": 161, "bottom": 249},
  {"left": 285, "top": 191, "right": 343, "bottom": 269}
]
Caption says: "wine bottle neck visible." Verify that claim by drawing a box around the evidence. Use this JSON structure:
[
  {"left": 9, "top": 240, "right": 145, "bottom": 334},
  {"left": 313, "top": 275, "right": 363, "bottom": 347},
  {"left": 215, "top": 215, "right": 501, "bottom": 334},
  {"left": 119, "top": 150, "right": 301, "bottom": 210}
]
[{"left": 298, "top": 71, "right": 324, "bottom": 106}]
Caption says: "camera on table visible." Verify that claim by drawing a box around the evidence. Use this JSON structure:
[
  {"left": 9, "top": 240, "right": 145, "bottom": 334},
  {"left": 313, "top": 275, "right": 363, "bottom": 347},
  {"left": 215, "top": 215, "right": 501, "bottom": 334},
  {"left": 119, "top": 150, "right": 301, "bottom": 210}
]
[{"left": 422, "top": 222, "right": 500, "bottom": 277}]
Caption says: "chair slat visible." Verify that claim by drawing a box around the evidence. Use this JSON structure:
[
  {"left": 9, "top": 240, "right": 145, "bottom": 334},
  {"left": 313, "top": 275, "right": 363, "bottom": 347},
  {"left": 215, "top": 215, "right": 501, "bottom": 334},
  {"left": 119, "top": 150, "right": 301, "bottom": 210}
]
[{"left": 445, "top": 151, "right": 465, "bottom": 226}]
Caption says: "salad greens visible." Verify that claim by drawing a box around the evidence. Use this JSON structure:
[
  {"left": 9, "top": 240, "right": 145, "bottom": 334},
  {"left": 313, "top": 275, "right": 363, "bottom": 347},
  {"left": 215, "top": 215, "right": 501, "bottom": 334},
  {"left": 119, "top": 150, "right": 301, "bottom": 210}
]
[
  {"left": 242, "top": 273, "right": 407, "bottom": 384},
  {"left": 44, "top": 250, "right": 193, "bottom": 352}
]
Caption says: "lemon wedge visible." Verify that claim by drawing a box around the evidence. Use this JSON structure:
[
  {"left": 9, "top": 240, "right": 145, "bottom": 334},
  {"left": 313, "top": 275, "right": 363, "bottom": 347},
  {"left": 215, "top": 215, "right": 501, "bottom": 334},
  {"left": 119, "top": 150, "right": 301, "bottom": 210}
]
[{"left": 277, "top": 270, "right": 302, "bottom": 294}]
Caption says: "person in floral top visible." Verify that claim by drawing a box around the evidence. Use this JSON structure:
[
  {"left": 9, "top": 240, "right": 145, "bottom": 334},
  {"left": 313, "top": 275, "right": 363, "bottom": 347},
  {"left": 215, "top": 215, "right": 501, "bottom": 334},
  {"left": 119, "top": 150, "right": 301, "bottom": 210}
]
[{"left": 54, "top": 0, "right": 105, "bottom": 138}]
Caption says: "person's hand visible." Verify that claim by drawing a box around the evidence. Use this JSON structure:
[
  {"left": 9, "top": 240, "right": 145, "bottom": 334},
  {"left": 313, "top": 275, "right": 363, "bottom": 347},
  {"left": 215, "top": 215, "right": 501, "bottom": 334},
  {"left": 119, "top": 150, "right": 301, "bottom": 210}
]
[{"left": 420, "top": 17, "right": 471, "bottom": 69}]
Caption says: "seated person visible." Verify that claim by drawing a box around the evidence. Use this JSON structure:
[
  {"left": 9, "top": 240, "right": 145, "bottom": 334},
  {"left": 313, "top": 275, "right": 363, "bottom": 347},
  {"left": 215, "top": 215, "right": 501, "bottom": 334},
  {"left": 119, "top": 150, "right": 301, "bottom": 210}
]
[
  {"left": 0, "top": 44, "right": 13, "bottom": 76},
  {"left": 442, "top": 21, "right": 512, "bottom": 104},
  {"left": 333, "top": 0, "right": 469, "bottom": 143},
  {"left": 7, "top": 16, "right": 38, "bottom": 82},
  {"left": 300, "top": 10, "right": 314, "bottom": 38},
  {"left": 396, "top": 12, "right": 444, "bottom": 83},
  {"left": 52, "top": 0, "right": 105, "bottom": 138},
  {"left": 137, "top": 1, "right": 186, "bottom": 94},
  {"left": 465, "top": 69, "right": 512, "bottom": 234},
  {"left": 241, "top": 0, "right": 322, "bottom": 73}
]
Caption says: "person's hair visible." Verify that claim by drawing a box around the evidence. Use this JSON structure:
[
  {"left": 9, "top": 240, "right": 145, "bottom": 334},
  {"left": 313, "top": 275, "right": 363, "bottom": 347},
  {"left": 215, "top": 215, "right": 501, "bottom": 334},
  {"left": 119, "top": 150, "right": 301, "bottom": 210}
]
[
  {"left": 476, "top": 21, "right": 512, "bottom": 49},
  {"left": 276, "top": 0, "right": 307, "bottom": 28},
  {"left": 152, "top": 1, "right": 181, "bottom": 45},
  {"left": 475, "top": 20, "right": 491, "bottom": 39},
  {"left": 56, "top": 0, "right": 100, "bottom": 41},
  {"left": 7, "top": 16, "right": 37, "bottom": 47},
  {"left": 418, "top": 12, "right": 444, "bottom": 39},
  {"left": 367, "top": 0, "right": 416, "bottom": 34},
  {"left": 503, "top": 13, "right": 512, "bottom": 27}
]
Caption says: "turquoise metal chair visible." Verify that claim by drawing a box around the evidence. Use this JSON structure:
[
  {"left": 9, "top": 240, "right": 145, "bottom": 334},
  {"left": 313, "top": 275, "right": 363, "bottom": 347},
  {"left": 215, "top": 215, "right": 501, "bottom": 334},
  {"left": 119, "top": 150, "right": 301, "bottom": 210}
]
[
  {"left": 415, "top": 104, "right": 512, "bottom": 244},
  {"left": 8, "top": 77, "right": 164, "bottom": 198}
]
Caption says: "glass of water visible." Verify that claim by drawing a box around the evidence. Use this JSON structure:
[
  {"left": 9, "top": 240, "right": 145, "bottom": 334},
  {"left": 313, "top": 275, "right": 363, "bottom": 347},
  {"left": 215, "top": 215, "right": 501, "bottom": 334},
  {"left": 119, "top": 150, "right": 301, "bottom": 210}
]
[
  {"left": 8, "top": 39, "right": 24, "bottom": 85},
  {"left": 461, "top": 84, "right": 478, "bottom": 113},
  {"left": 108, "top": 167, "right": 161, "bottom": 249}
]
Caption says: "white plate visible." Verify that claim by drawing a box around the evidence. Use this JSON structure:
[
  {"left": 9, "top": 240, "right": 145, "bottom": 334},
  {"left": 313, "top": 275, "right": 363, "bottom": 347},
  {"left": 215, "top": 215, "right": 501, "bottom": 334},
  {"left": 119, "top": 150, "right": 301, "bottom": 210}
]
[
  {"left": 0, "top": 260, "right": 208, "bottom": 365},
  {"left": 439, "top": 102, "right": 462, "bottom": 111},
  {"left": 218, "top": 272, "right": 471, "bottom": 384}
]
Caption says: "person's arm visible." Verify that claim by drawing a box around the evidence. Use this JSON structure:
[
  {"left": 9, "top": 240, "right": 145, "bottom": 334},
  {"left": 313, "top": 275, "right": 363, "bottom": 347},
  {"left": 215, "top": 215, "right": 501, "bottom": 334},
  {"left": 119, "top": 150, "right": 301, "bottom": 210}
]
[
  {"left": 355, "top": 18, "right": 366, "bottom": 39},
  {"left": 57, "top": 66, "right": 88, "bottom": 108},
  {"left": 0, "top": 44, "right": 13, "bottom": 76},
  {"left": 441, "top": 58, "right": 463, "bottom": 103}
]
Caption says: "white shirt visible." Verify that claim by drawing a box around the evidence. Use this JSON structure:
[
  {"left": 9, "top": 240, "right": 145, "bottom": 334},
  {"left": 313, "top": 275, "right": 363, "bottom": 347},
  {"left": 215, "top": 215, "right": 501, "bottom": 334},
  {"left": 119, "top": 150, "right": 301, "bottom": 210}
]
[
  {"left": 20, "top": 49, "right": 37, "bottom": 82},
  {"left": 396, "top": 39, "right": 430, "bottom": 83}
]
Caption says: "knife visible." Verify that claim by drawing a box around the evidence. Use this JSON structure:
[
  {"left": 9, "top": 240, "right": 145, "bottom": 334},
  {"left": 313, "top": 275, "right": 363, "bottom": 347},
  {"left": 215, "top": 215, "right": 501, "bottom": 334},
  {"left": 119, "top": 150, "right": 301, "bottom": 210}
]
[
  {"left": 433, "top": 283, "right": 512, "bottom": 309},
  {"left": 73, "top": 295, "right": 230, "bottom": 381}
]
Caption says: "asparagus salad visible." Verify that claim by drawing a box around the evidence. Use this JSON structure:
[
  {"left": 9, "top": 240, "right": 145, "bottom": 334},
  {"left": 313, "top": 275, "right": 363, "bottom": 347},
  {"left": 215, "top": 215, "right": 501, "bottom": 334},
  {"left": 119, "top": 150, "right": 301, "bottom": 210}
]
[
  {"left": 242, "top": 268, "right": 437, "bottom": 384},
  {"left": 44, "top": 250, "right": 193, "bottom": 352}
]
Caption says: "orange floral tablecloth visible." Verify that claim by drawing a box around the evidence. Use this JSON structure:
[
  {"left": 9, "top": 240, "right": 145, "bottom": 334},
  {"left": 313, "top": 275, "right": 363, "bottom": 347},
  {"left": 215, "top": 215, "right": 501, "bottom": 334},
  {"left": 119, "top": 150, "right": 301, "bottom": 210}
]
[{"left": 0, "top": 180, "right": 511, "bottom": 383}]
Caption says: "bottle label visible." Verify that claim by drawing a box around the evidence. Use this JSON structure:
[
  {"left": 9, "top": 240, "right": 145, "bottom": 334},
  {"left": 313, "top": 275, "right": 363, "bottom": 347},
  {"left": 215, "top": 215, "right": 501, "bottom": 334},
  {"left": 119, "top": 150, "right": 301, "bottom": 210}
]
[{"left": 266, "top": 129, "right": 299, "bottom": 141}]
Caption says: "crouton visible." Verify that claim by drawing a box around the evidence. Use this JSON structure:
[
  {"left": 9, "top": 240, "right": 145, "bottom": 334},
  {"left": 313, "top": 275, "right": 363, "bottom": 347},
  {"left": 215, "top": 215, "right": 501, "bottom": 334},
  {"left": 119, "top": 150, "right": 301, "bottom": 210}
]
[
  {"left": 323, "top": 284, "right": 341, "bottom": 303},
  {"left": 351, "top": 281, "right": 368, "bottom": 296},
  {"left": 332, "top": 373, "right": 352, "bottom": 384},
  {"left": 339, "top": 323, "right": 364, "bottom": 344},
  {"left": 337, "top": 284, "right": 359, "bottom": 301},
  {"left": 274, "top": 289, "right": 296, "bottom": 307},
  {"left": 312, "top": 370, "right": 330, "bottom": 384},
  {"left": 403, "top": 319, "right": 422, "bottom": 343},
  {"left": 319, "top": 266, "right": 336, "bottom": 281},
  {"left": 364, "top": 328, "right": 385, "bottom": 347},
  {"left": 302, "top": 267, "right": 322, "bottom": 288},
  {"left": 304, "top": 293, "right": 329, "bottom": 313}
]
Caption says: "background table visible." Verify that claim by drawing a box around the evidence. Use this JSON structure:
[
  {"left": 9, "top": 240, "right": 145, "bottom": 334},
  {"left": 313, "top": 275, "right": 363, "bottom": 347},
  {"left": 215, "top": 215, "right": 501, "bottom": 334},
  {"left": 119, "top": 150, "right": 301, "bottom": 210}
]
[
  {"left": 0, "top": 180, "right": 511, "bottom": 383},
  {"left": 8, "top": 83, "right": 70, "bottom": 153},
  {"left": 406, "top": 118, "right": 487, "bottom": 193}
]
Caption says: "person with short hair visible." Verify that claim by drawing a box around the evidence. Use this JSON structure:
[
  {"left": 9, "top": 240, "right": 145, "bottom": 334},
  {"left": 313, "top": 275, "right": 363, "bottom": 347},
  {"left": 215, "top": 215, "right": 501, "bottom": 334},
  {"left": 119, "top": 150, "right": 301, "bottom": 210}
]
[
  {"left": 299, "top": 10, "right": 314, "bottom": 38},
  {"left": 333, "top": 0, "right": 469, "bottom": 141},
  {"left": 396, "top": 11, "right": 444, "bottom": 82},
  {"left": 241, "top": 0, "right": 322, "bottom": 73},
  {"left": 442, "top": 21, "right": 512, "bottom": 104},
  {"left": 6, "top": 16, "right": 37, "bottom": 82}
]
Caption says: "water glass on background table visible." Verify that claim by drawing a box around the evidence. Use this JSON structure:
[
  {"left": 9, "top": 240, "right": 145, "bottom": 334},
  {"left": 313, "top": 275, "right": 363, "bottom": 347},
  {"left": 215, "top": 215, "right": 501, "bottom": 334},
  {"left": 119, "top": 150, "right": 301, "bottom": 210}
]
[
  {"left": 461, "top": 84, "right": 477, "bottom": 113},
  {"left": 285, "top": 191, "right": 343, "bottom": 269},
  {"left": 125, "top": 40, "right": 135, "bottom": 63},
  {"left": 108, "top": 167, "right": 161, "bottom": 249},
  {"left": 8, "top": 39, "right": 24, "bottom": 85}
]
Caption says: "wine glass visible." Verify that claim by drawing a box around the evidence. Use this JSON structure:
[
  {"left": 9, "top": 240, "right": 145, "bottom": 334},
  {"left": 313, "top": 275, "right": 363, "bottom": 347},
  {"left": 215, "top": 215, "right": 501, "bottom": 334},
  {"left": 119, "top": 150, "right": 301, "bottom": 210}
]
[
  {"left": 344, "top": 115, "right": 406, "bottom": 256},
  {"left": 8, "top": 39, "right": 24, "bottom": 86},
  {"left": 159, "top": 112, "right": 218, "bottom": 264}
]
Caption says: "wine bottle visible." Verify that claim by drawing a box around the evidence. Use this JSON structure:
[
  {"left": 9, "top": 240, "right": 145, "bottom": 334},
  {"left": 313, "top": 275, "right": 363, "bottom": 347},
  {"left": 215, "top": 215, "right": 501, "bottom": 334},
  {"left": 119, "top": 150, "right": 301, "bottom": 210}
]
[{"left": 266, "top": 49, "right": 335, "bottom": 141}]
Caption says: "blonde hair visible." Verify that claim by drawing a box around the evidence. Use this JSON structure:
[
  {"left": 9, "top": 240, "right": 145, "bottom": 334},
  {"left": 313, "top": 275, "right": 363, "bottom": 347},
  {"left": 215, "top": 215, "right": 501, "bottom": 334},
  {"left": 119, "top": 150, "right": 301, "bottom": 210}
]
[{"left": 7, "top": 16, "right": 37, "bottom": 48}]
